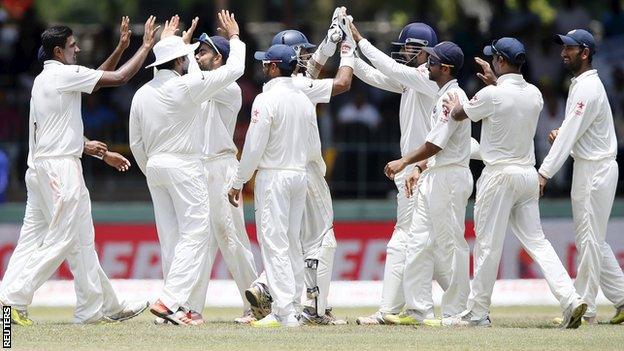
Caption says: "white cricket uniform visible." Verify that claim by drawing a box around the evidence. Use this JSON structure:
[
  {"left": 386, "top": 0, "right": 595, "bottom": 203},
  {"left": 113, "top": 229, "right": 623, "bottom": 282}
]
[
  {"left": 464, "top": 73, "right": 580, "bottom": 320},
  {"left": 186, "top": 82, "right": 259, "bottom": 313},
  {"left": 129, "top": 38, "right": 245, "bottom": 312},
  {"left": 232, "top": 77, "right": 315, "bottom": 319},
  {"left": 403, "top": 80, "right": 473, "bottom": 318},
  {"left": 538, "top": 69, "right": 624, "bottom": 317},
  {"left": 0, "top": 60, "right": 125, "bottom": 323},
  {"left": 354, "top": 39, "right": 452, "bottom": 315}
]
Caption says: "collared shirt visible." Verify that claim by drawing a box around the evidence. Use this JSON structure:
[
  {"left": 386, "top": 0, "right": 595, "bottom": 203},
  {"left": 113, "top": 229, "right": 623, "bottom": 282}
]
[
  {"left": 426, "top": 79, "right": 471, "bottom": 169},
  {"left": 27, "top": 60, "right": 103, "bottom": 167},
  {"left": 463, "top": 73, "right": 543, "bottom": 167},
  {"left": 292, "top": 74, "right": 333, "bottom": 175},
  {"left": 232, "top": 76, "right": 316, "bottom": 189},
  {"left": 129, "top": 38, "right": 245, "bottom": 174},
  {"left": 354, "top": 39, "right": 438, "bottom": 157},
  {"left": 539, "top": 69, "right": 617, "bottom": 178},
  {"left": 202, "top": 82, "right": 242, "bottom": 159}
]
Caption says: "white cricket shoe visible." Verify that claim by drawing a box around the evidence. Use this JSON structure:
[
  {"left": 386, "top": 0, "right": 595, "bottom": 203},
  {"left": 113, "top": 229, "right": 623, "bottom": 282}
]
[
  {"left": 560, "top": 299, "right": 587, "bottom": 329},
  {"left": 245, "top": 282, "right": 272, "bottom": 320},
  {"left": 251, "top": 313, "right": 300, "bottom": 328},
  {"left": 108, "top": 301, "right": 149, "bottom": 322},
  {"left": 234, "top": 309, "right": 256, "bottom": 324},
  {"left": 356, "top": 311, "right": 386, "bottom": 325},
  {"left": 301, "top": 307, "right": 347, "bottom": 325},
  {"left": 431, "top": 311, "right": 491, "bottom": 327}
]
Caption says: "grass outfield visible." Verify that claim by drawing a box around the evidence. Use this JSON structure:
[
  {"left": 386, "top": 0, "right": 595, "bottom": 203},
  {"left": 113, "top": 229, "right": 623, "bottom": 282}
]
[{"left": 10, "top": 306, "right": 624, "bottom": 350}]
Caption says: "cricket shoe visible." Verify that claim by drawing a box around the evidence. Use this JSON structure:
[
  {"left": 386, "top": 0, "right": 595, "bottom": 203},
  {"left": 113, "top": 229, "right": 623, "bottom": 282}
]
[
  {"left": 355, "top": 311, "right": 386, "bottom": 325},
  {"left": 108, "top": 301, "right": 149, "bottom": 322},
  {"left": 432, "top": 311, "right": 492, "bottom": 327},
  {"left": 184, "top": 310, "right": 204, "bottom": 325},
  {"left": 83, "top": 316, "right": 119, "bottom": 325},
  {"left": 552, "top": 316, "right": 594, "bottom": 326},
  {"left": 153, "top": 317, "right": 170, "bottom": 325},
  {"left": 251, "top": 313, "right": 300, "bottom": 328},
  {"left": 149, "top": 299, "right": 191, "bottom": 326},
  {"left": 560, "top": 299, "right": 587, "bottom": 329},
  {"left": 234, "top": 309, "right": 256, "bottom": 324},
  {"left": 10, "top": 308, "right": 34, "bottom": 326},
  {"left": 610, "top": 305, "right": 624, "bottom": 325},
  {"left": 383, "top": 309, "right": 428, "bottom": 325},
  {"left": 245, "top": 282, "right": 272, "bottom": 320},
  {"left": 301, "top": 307, "right": 347, "bottom": 325}
]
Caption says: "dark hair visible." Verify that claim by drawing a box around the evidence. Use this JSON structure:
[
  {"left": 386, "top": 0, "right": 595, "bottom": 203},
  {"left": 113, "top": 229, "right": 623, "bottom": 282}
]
[
  {"left": 277, "top": 61, "right": 296, "bottom": 77},
  {"left": 41, "top": 26, "right": 73, "bottom": 59},
  {"left": 155, "top": 59, "right": 177, "bottom": 71},
  {"left": 495, "top": 54, "right": 523, "bottom": 72}
]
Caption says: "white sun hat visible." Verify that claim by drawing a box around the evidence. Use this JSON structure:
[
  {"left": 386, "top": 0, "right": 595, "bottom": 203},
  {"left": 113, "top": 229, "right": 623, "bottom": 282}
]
[{"left": 145, "top": 36, "right": 200, "bottom": 68}]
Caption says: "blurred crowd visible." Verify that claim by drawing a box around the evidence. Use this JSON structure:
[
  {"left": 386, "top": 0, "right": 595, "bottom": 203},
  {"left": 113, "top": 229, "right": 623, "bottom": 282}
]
[{"left": 0, "top": 0, "right": 623, "bottom": 201}]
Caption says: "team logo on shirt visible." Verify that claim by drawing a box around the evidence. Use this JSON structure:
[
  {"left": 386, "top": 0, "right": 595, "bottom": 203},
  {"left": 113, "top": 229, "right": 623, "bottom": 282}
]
[
  {"left": 574, "top": 101, "right": 585, "bottom": 117},
  {"left": 440, "top": 106, "right": 450, "bottom": 123},
  {"left": 251, "top": 109, "right": 260, "bottom": 123}
]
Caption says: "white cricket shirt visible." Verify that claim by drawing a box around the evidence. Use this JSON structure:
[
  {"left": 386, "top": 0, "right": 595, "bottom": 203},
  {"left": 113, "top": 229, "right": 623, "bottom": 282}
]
[
  {"left": 463, "top": 73, "right": 543, "bottom": 167},
  {"left": 426, "top": 79, "right": 471, "bottom": 169},
  {"left": 232, "top": 77, "right": 316, "bottom": 189},
  {"left": 129, "top": 38, "right": 245, "bottom": 173},
  {"left": 355, "top": 39, "right": 438, "bottom": 156},
  {"left": 202, "top": 82, "right": 242, "bottom": 159},
  {"left": 28, "top": 60, "right": 103, "bottom": 167},
  {"left": 539, "top": 69, "right": 618, "bottom": 178}
]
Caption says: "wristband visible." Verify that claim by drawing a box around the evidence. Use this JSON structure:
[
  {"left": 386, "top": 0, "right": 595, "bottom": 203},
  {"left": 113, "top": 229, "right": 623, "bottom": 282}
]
[{"left": 339, "top": 56, "right": 354, "bottom": 69}]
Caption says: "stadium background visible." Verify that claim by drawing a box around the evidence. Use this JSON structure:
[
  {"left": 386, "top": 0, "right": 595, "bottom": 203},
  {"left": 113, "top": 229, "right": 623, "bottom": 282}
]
[{"left": 0, "top": 0, "right": 623, "bottom": 306}]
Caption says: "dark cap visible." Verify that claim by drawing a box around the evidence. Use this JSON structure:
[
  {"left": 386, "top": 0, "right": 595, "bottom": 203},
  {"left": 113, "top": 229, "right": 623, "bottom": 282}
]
[
  {"left": 554, "top": 29, "right": 595, "bottom": 53},
  {"left": 391, "top": 22, "right": 438, "bottom": 47},
  {"left": 254, "top": 44, "right": 298, "bottom": 71},
  {"left": 483, "top": 37, "right": 526, "bottom": 66},
  {"left": 195, "top": 33, "right": 230, "bottom": 61},
  {"left": 422, "top": 41, "right": 464, "bottom": 70}
]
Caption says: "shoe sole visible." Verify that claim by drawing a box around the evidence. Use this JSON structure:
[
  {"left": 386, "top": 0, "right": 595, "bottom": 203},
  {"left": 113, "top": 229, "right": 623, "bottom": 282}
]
[
  {"left": 111, "top": 302, "right": 149, "bottom": 322},
  {"left": 566, "top": 303, "right": 588, "bottom": 329},
  {"left": 355, "top": 318, "right": 383, "bottom": 325},
  {"left": 245, "top": 289, "right": 270, "bottom": 320},
  {"left": 149, "top": 307, "right": 183, "bottom": 326}
]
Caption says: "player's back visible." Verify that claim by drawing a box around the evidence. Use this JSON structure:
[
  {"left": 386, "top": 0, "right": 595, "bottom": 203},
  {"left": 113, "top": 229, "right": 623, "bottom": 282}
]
[
  {"left": 256, "top": 77, "right": 315, "bottom": 171},
  {"left": 131, "top": 70, "right": 204, "bottom": 158},
  {"left": 477, "top": 74, "right": 543, "bottom": 167},
  {"left": 202, "top": 82, "right": 242, "bottom": 158}
]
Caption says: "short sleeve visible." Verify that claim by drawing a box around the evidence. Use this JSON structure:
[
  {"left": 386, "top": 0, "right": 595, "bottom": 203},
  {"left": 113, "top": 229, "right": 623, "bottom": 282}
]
[
  {"left": 295, "top": 76, "right": 332, "bottom": 104},
  {"left": 464, "top": 86, "right": 496, "bottom": 122},
  {"left": 57, "top": 65, "right": 103, "bottom": 94},
  {"left": 426, "top": 107, "right": 458, "bottom": 149}
]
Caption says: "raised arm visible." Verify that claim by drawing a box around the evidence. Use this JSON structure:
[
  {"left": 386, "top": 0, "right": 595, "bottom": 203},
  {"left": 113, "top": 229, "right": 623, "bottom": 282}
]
[
  {"left": 353, "top": 56, "right": 404, "bottom": 93},
  {"left": 97, "top": 16, "right": 132, "bottom": 71},
  {"left": 95, "top": 16, "right": 159, "bottom": 89}
]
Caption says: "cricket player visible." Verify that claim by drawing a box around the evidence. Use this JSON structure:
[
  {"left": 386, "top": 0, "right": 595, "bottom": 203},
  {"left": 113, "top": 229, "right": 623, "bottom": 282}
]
[
  {"left": 347, "top": 20, "right": 459, "bottom": 325},
  {"left": 383, "top": 41, "right": 471, "bottom": 325},
  {"left": 180, "top": 30, "right": 259, "bottom": 324},
  {"left": 129, "top": 12, "right": 244, "bottom": 325},
  {"left": 538, "top": 29, "right": 624, "bottom": 325},
  {"left": 244, "top": 10, "right": 355, "bottom": 325},
  {"left": 227, "top": 43, "right": 316, "bottom": 328},
  {"left": 0, "top": 16, "right": 160, "bottom": 325},
  {"left": 439, "top": 37, "right": 586, "bottom": 328}
]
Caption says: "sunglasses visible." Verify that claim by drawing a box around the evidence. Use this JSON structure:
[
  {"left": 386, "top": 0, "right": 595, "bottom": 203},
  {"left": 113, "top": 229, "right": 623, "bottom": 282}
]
[
  {"left": 427, "top": 56, "right": 454, "bottom": 68},
  {"left": 198, "top": 33, "right": 221, "bottom": 56}
]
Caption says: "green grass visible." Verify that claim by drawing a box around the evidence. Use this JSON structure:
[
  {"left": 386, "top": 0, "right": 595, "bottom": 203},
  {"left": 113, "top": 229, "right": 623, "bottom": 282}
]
[{"left": 9, "top": 306, "right": 624, "bottom": 350}]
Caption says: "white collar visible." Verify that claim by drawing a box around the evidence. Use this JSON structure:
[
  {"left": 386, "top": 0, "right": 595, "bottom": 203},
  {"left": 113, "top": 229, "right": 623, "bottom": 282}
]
[{"left": 262, "top": 76, "right": 292, "bottom": 92}]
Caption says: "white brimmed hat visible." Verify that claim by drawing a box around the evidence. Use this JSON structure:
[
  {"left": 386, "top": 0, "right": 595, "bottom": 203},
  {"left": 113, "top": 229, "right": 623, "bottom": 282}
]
[{"left": 145, "top": 36, "right": 200, "bottom": 68}]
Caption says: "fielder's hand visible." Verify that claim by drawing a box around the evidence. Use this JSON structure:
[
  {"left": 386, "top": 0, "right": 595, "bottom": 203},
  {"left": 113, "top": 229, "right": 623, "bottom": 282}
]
[
  {"left": 538, "top": 173, "right": 548, "bottom": 197},
  {"left": 405, "top": 166, "right": 422, "bottom": 198},
  {"left": 349, "top": 21, "right": 363, "bottom": 43},
  {"left": 117, "top": 16, "right": 131, "bottom": 51},
  {"left": 384, "top": 159, "right": 406, "bottom": 180},
  {"left": 228, "top": 187, "right": 241, "bottom": 207},
  {"left": 160, "top": 15, "right": 180, "bottom": 40},
  {"left": 443, "top": 92, "right": 462, "bottom": 120},
  {"left": 182, "top": 16, "right": 199, "bottom": 44},
  {"left": 217, "top": 10, "right": 240, "bottom": 39},
  {"left": 103, "top": 152, "right": 131, "bottom": 172},
  {"left": 84, "top": 140, "right": 108, "bottom": 158},
  {"left": 548, "top": 128, "right": 559, "bottom": 144},
  {"left": 475, "top": 57, "right": 497, "bottom": 86},
  {"left": 142, "top": 16, "right": 159, "bottom": 48}
]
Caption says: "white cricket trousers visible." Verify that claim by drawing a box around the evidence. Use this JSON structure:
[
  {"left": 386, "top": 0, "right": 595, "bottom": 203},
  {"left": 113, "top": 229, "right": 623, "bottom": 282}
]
[
  {"left": 254, "top": 169, "right": 307, "bottom": 319},
  {"left": 403, "top": 166, "right": 472, "bottom": 317},
  {"left": 467, "top": 165, "right": 579, "bottom": 320},
  {"left": 300, "top": 162, "right": 337, "bottom": 316},
  {"left": 146, "top": 154, "right": 211, "bottom": 312},
  {"left": 186, "top": 156, "right": 258, "bottom": 312},
  {"left": 571, "top": 158, "right": 624, "bottom": 317},
  {"left": 379, "top": 165, "right": 451, "bottom": 316},
  {"left": 0, "top": 158, "right": 123, "bottom": 323}
]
